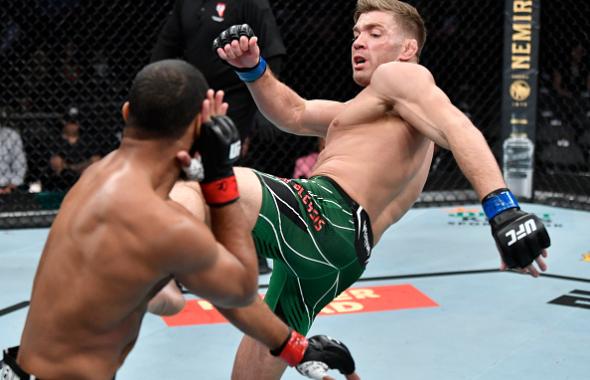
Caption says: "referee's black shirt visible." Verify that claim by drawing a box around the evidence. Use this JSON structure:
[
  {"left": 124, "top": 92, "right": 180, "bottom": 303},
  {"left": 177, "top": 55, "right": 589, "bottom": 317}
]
[{"left": 151, "top": 0, "right": 286, "bottom": 92}]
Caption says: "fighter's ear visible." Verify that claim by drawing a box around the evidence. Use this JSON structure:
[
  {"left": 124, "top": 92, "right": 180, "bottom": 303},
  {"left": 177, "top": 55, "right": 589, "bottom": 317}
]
[
  {"left": 399, "top": 38, "right": 419, "bottom": 62},
  {"left": 121, "top": 102, "right": 130, "bottom": 123}
]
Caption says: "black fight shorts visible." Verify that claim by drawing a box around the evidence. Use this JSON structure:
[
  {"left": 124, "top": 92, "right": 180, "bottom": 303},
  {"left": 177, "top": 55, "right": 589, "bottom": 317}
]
[{"left": 1, "top": 346, "right": 36, "bottom": 380}]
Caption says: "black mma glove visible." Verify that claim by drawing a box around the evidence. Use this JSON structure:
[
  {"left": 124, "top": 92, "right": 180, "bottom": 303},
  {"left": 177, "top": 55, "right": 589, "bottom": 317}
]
[
  {"left": 196, "top": 115, "right": 241, "bottom": 207},
  {"left": 270, "top": 329, "right": 356, "bottom": 379},
  {"left": 212, "top": 24, "right": 267, "bottom": 82},
  {"left": 482, "top": 188, "right": 551, "bottom": 268}
]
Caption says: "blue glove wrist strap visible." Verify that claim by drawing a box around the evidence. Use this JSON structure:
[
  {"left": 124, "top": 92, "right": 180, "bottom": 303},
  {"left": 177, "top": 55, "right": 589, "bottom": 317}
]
[
  {"left": 482, "top": 189, "right": 519, "bottom": 220},
  {"left": 235, "top": 56, "right": 267, "bottom": 83}
]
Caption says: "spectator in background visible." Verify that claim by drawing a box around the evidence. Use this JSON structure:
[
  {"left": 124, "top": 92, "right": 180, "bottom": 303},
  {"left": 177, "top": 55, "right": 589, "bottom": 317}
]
[
  {"left": 22, "top": 48, "right": 53, "bottom": 112},
  {"left": 552, "top": 42, "right": 590, "bottom": 100},
  {"left": 0, "top": 17, "right": 21, "bottom": 54},
  {"left": 43, "top": 115, "right": 101, "bottom": 192},
  {"left": 551, "top": 41, "right": 590, "bottom": 124},
  {"left": 151, "top": 0, "right": 287, "bottom": 274},
  {"left": 56, "top": 42, "right": 85, "bottom": 106},
  {"left": 292, "top": 138, "right": 325, "bottom": 179},
  {"left": 54, "top": 117, "right": 102, "bottom": 174},
  {"left": 60, "top": 42, "right": 83, "bottom": 86},
  {"left": 88, "top": 48, "right": 121, "bottom": 103},
  {"left": 0, "top": 126, "right": 27, "bottom": 194}
]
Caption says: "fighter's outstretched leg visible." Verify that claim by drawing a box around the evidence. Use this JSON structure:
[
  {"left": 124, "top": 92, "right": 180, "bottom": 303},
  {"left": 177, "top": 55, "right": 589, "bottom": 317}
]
[{"left": 231, "top": 335, "right": 288, "bottom": 380}]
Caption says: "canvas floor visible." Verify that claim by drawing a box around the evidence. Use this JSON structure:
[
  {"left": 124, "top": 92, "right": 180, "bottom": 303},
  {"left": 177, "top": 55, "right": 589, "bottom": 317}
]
[{"left": 1, "top": 203, "right": 589, "bottom": 379}]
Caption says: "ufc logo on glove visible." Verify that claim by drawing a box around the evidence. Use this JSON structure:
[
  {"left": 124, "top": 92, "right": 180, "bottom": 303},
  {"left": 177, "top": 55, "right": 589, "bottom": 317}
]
[
  {"left": 505, "top": 219, "right": 537, "bottom": 246},
  {"left": 483, "top": 188, "right": 550, "bottom": 268}
]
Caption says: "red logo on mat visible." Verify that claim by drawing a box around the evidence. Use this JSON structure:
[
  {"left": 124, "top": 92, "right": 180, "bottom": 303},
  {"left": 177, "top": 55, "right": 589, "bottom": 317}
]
[{"left": 162, "top": 284, "right": 438, "bottom": 327}]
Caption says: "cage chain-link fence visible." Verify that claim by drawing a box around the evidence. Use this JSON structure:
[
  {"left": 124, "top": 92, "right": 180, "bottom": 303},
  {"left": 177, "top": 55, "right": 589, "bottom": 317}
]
[
  {"left": 0, "top": 0, "right": 588, "bottom": 228},
  {"left": 0, "top": 1, "right": 173, "bottom": 227},
  {"left": 535, "top": 0, "right": 590, "bottom": 209}
]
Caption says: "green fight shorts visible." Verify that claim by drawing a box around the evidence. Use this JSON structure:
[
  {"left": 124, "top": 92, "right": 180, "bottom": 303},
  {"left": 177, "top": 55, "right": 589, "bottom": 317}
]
[{"left": 252, "top": 171, "right": 373, "bottom": 334}]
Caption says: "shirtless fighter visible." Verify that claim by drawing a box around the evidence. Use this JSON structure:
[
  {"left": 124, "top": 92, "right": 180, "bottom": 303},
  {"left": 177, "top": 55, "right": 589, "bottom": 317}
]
[
  {"left": 0, "top": 60, "right": 357, "bottom": 380},
  {"left": 152, "top": 1, "right": 550, "bottom": 379}
]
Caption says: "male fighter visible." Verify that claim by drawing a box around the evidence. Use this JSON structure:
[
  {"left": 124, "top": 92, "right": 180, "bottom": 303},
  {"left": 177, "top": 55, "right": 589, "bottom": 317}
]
[
  {"left": 0, "top": 60, "right": 357, "bottom": 380},
  {"left": 154, "top": 1, "right": 550, "bottom": 378}
]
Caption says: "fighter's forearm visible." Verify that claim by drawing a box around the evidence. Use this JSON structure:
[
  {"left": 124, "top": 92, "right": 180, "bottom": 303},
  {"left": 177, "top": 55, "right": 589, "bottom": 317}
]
[
  {"left": 447, "top": 123, "right": 506, "bottom": 200},
  {"left": 246, "top": 69, "right": 307, "bottom": 134},
  {"left": 216, "top": 297, "right": 289, "bottom": 350},
  {"left": 209, "top": 203, "right": 259, "bottom": 292}
]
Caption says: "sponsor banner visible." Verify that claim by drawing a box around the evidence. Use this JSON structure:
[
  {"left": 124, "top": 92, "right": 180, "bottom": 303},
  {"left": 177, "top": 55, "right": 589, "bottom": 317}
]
[
  {"left": 501, "top": 0, "right": 541, "bottom": 199},
  {"left": 445, "top": 207, "right": 562, "bottom": 228},
  {"left": 501, "top": 0, "right": 541, "bottom": 141},
  {"left": 163, "top": 284, "right": 438, "bottom": 327}
]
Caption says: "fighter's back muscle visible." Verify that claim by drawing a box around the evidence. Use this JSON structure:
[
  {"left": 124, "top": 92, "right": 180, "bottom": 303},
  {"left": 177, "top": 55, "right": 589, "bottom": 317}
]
[
  {"left": 32, "top": 176, "right": 167, "bottom": 324},
  {"left": 22, "top": 159, "right": 209, "bottom": 371}
]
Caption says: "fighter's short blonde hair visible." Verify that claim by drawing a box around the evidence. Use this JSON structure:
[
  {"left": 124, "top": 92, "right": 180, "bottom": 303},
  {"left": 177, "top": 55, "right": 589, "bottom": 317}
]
[{"left": 354, "top": 0, "right": 427, "bottom": 57}]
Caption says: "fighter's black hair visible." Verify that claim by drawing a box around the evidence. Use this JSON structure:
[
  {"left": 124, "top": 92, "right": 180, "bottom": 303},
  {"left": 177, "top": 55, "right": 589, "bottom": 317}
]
[{"left": 127, "top": 59, "right": 208, "bottom": 139}]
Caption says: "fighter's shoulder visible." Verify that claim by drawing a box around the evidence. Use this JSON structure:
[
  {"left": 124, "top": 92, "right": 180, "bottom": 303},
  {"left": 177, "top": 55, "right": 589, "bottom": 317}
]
[
  {"left": 158, "top": 198, "right": 209, "bottom": 240},
  {"left": 145, "top": 198, "right": 216, "bottom": 269},
  {"left": 372, "top": 62, "right": 434, "bottom": 96},
  {"left": 118, "top": 193, "right": 207, "bottom": 246},
  {"left": 375, "top": 61, "right": 432, "bottom": 79}
]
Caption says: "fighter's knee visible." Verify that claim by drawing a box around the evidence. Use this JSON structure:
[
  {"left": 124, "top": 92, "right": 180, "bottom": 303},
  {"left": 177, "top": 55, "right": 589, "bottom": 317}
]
[
  {"left": 147, "top": 295, "right": 185, "bottom": 316},
  {"left": 170, "top": 181, "right": 209, "bottom": 222},
  {"left": 147, "top": 281, "right": 186, "bottom": 316}
]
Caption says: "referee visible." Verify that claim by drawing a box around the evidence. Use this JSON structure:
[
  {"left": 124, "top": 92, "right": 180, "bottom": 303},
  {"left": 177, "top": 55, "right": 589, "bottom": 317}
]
[{"left": 151, "top": 0, "right": 287, "bottom": 274}]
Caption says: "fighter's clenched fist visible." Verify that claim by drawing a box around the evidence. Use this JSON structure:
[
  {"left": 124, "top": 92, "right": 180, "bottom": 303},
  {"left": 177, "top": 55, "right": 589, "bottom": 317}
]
[{"left": 213, "top": 24, "right": 266, "bottom": 82}]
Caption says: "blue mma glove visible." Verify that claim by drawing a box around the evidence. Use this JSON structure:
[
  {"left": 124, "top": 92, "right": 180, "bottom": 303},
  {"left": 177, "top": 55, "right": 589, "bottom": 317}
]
[{"left": 482, "top": 188, "right": 550, "bottom": 268}]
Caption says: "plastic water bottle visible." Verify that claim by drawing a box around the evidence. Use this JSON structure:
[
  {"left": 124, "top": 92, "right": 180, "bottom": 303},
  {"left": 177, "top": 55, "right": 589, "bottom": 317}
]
[{"left": 503, "top": 117, "right": 534, "bottom": 199}]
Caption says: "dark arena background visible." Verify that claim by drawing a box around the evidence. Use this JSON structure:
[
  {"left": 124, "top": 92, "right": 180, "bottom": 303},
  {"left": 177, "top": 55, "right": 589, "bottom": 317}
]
[{"left": 0, "top": 0, "right": 589, "bottom": 228}]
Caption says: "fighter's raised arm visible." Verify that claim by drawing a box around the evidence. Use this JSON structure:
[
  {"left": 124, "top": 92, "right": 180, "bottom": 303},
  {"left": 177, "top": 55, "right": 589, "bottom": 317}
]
[
  {"left": 168, "top": 90, "right": 256, "bottom": 308},
  {"left": 370, "top": 62, "right": 504, "bottom": 198},
  {"left": 214, "top": 24, "right": 345, "bottom": 137},
  {"left": 370, "top": 61, "right": 550, "bottom": 276}
]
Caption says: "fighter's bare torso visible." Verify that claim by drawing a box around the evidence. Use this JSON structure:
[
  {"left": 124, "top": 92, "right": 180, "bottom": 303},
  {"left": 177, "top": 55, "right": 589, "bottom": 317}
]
[
  {"left": 312, "top": 85, "right": 434, "bottom": 243},
  {"left": 235, "top": 80, "right": 434, "bottom": 245},
  {"left": 18, "top": 154, "right": 180, "bottom": 379}
]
